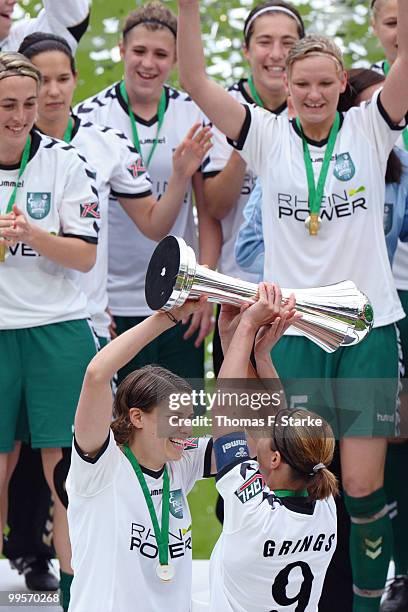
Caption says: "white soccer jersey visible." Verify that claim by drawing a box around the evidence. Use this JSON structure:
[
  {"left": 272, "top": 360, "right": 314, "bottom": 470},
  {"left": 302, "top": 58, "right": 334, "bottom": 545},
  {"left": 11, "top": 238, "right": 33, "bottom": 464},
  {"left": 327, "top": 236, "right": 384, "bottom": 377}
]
[
  {"left": 0, "top": 130, "right": 99, "bottom": 329},
  {"left": 230, "top": 89, "right": 405, "bottom": 330},
  {"left": 1, "top": 0, "right": 89, "bottom": 53},
  {"left": 75, "top": 83, "right": 202, "bottom": 316},
  {"left": 210, "top": 459, "right": 337, "bottom": 612},
  {"left": 203, "top": 79, "right": 287, "bottom": 282},
  {"left": 69, "top": 117, "right": 152, "bottom": 337},
  {"left": 67, "top": 431, "right": 213, "bottom": 612}
]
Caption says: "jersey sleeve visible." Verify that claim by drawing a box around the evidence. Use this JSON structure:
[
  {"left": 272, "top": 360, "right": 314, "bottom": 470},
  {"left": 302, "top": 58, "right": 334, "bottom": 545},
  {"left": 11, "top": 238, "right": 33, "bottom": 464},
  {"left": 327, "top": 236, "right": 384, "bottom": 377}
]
[
  {"left": 59, "top": 149, "right": 100, "bottom": 243},
  {"left": 175, "top": 437, "right": 214, "bottom": 494},
  {"left": 216, "top": 458, "right": 267, "bottom": 533},
  {"left": 226, "top": 105, "right": 280, "bottom": 178},
  {"left": 352, "top": 88, "right": 408, "bottom": 165},
  {"left": 202, "top": 125, "right": 233, "bottom": 176},
  {"left": 105, "top": 129, "right": 153, "bottom": 199},
  {"left": 9, "top": 0, "right": 89, "bottom": 52},
  {"left": 67, "top": 430, "right": 121, "bottom": 497}
]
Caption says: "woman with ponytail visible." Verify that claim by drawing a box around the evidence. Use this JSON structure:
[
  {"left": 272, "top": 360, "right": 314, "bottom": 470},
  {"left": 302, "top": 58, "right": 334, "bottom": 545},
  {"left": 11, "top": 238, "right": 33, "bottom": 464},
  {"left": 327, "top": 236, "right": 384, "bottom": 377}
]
[{"left": 210, "top": 283, "right": 337, "bottom": 611}]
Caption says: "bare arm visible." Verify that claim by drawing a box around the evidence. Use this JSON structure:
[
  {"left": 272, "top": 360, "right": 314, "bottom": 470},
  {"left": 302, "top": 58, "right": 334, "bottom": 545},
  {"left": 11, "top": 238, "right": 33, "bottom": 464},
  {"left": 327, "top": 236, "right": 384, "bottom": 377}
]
[
  {"left": 119, "top": 123, "right": 212, "bottom": 241},
  {"left": 75, "top": 298, "right": 208, "bottom": 455},
  {"left": 177, "top": 0, "right": 246, "bottom": 141},
  {"left": 204, "top": 152, "right": 247, "bottom": 220},
  {"left": 379, "top": 0, "right": 408, "bottom": 123},
  {"left": 2, "top": 205, "right": 96, "bottom": 272}
]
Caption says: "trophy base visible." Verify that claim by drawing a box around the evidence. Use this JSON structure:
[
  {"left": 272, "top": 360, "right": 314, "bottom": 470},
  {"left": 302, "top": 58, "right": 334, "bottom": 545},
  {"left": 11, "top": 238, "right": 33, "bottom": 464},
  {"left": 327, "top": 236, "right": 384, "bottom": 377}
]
[{"left": 145, "top": 235, "right": 182, "bottom": 310}]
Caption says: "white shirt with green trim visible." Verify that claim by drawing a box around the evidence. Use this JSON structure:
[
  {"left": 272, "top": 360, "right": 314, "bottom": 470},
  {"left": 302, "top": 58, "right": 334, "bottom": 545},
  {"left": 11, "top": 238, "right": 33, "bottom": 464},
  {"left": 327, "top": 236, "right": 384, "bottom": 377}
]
[
  {"left": 229, "top": 89, "right": 405, "bottom": 330},
  {"left": 0, "top": 130, "right": 99, "bottom": 330},
  {"left": 67, "top": 431, "right": 213, "bottom": 612},
  {"left": 75, "top": 84, "right": 202, "bottom": 317},
  {"left": 210, "top": 459, "right": 336, "bottom": 612},
  {"left": 203, "top": 79, "right": 287, "bottom": 282},
  {"left": 70, "top": 118, "right": 152, "bottom": 338},
  {"left": 1, "top": 0, "right": 89, "bottom": 53}
]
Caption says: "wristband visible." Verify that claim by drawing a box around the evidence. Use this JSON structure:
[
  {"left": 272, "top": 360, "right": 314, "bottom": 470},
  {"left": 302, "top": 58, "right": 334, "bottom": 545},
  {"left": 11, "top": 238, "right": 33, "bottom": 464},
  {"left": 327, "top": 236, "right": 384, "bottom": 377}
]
[{"left": 163, "top": 311, "right": 179, "bottom": 325}]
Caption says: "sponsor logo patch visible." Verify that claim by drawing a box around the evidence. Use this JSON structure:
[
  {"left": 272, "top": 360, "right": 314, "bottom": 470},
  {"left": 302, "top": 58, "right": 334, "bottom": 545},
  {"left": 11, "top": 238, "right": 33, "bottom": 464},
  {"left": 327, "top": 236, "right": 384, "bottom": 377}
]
[
  {"left": 234, "top": 471, "right": 264, "bottom": 504},
  {"left": 128, "top": 158, "right": 146, "bottom": 178},
  {"left": 183, "top": 438, "right": 199, "bottom": 450},
  {"left": 26, "top": 192, "right": 51, "bottom": 219},
  {"left": 80, "top": 202, "right": 100, "bottom": 219},
  {"left": 334, "top": 152, "right": 355, "bottom": 181},
  {"left": 169, "top": 489, "right": 184, "bottom": 519}
]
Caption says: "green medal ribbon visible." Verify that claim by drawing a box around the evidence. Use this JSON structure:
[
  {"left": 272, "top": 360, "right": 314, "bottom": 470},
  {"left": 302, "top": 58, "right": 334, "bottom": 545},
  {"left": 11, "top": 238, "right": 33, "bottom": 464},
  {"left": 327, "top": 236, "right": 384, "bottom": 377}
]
[
  {"left": 119, "top": 80, "right": 166, "bottom": 169},
  {"left": 62, "top": 117, "right": 74, "bottom": 143},
  {"left": 123, "top": 444, "right": 170, "bottom": 567},
  {"left": 274, "top": 489, "right": 309, "bottom": 498},
  {"left": 4, "top": 135, "right": 31, "bottom": 215},
  {"left": 383, "top": 60, "right": 408, "bottom": 151},
  {"left": 296, "top": 112, "right": 340, "bottom": 235},
  {"left": 247, "top": 75, "right": 265, "bottom": 108}
]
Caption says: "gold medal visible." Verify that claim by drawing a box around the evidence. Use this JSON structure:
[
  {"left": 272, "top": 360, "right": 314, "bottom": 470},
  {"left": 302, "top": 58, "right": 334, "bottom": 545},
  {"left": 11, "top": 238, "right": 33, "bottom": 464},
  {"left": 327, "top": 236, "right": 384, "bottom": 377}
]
[
  {"left": 156, "top": 563, "right": 175, "bottom": 582},
  {"left": 305, "top": 213, "right": 322, "bottom": 236},
  {"left": 0, "top": 237, "right": 7, "bottom": 263}
]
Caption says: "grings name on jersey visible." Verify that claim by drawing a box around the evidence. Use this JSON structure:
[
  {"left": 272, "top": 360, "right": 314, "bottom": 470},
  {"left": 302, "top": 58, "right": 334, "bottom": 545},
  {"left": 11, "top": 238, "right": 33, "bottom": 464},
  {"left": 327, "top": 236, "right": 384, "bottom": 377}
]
[{"left": 234, "top": 472, "right": 264, "bottom": 504}]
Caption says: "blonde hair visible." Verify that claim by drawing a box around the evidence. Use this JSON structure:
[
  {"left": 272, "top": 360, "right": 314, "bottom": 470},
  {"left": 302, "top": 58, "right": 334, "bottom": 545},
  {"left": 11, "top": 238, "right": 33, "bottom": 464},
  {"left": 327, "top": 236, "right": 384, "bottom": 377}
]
[
  {"left": 0, "top": 51, "right": 42, "bottom": 86},
  {"left": 286, "top": 34, "right": 344, "bottom": 77}
]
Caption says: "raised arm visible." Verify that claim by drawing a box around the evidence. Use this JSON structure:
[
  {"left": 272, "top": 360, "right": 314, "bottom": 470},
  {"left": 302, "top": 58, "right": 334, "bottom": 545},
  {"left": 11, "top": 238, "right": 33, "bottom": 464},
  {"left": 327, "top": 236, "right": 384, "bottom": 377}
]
[
  {"left": 75, "top": 298, "right": 207, "bottom": 456},
  {"left": 379, "top": 0, "right": 408, "bottom": 123},
  {"left": 177, "top": 0, "right": 246, "bottom": 141}
]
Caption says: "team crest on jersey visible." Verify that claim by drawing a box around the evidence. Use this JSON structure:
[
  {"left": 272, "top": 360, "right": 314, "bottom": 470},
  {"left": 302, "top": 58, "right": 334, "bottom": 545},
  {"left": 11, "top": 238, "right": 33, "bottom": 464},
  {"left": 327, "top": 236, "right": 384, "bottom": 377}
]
[
  {"left": 80, "top": 203, "right": 100, "bottom": 219},
  {"left": 26, "top": 192, "right": 51, "bottom": 219},
  {"left": 128, "top": 159, "right": 146, "bottom": 178},
  {"left": 333, "top": 152, "right": 355, "bottom": 181},
  {"left": 383, "top": 203, "right": 393, "bottom": 235},
  {"left": 169, "top": 489, "right": 183, "bottom": 519},
  {"left": 183, "top": 438, "right": 199, "bottom": 450},
  {"left": 234, "top": 471, "right": 264, "bottom": 504}
]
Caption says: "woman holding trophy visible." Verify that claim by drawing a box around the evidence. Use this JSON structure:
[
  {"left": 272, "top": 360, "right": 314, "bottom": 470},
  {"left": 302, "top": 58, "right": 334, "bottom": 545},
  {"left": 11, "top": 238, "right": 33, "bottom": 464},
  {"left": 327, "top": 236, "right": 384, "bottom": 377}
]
[{"left": 176, "top": 0, "right": 408, "bottom": 607}]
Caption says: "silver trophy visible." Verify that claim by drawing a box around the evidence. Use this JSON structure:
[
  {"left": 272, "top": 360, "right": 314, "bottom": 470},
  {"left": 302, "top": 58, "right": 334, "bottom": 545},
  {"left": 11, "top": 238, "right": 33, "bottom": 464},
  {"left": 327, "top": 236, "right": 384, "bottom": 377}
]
[{"left": 145, "top": 236, "right": 374, "bottom": 353}]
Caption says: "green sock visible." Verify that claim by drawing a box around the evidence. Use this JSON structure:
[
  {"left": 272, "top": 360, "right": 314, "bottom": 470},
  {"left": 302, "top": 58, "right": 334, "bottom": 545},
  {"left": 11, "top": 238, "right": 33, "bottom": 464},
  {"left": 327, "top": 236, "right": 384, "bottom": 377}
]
[
  {"left": 344, "top": 488, "right": 392, "bottom": 611},
  {"left": 59, "top": 570, "right": 73, "bottom": 612},
  {"left": 385, "top": 442, "right": 408, "bottom": 575}
]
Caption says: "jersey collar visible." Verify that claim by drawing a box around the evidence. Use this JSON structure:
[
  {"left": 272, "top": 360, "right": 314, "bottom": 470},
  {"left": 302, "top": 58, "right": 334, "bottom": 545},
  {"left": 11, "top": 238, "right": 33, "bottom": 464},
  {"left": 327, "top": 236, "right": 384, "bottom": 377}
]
[
  {"left": 291, "top": 112, "right": 344, "bottom": 148},
  {"left": 238, "top": 79, "right": 288, "bottom": 115},
  {"left": 115, "top": 81, "right": 170, "bottom": 127},
  {"left": 0, "top": 129, "right": 41, "bottom": 171}
]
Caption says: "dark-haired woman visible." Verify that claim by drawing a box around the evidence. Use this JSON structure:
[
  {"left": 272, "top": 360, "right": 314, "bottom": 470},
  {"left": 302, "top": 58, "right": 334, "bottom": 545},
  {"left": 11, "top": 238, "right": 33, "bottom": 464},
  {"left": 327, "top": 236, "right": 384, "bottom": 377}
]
[
  {"left": 75, "top": 1, "right": 217, "bottom": 381},
  {"left": 203, "top": 0, "right": 305, "bottom": 376}
]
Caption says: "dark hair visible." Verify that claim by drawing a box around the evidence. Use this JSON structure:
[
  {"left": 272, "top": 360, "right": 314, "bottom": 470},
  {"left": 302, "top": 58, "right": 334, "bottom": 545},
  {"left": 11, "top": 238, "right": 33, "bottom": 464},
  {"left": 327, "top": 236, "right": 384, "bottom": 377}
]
[
  {"left": 122, "top": 1, "right": 177, "bottom": 41},
  {"left": 244, "top": 1, "right": 305, "bottom": 47},
  {"left": 339, "top": 68, "right": 402, "bottom": 184},
  {"left": 111, "top": 364, "right": 192, "bottom": 445},
  {"left": 271, "top": 409, "right": 338, "bottom": 501},
  {"left": 18, "top": 32, "right": 76, "bottom": 74}
]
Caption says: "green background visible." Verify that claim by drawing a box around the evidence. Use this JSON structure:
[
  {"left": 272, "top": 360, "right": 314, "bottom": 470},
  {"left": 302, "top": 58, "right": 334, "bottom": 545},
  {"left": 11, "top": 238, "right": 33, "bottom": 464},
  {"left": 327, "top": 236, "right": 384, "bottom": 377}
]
[{"left": 16, "top": 0, "right": 385, "bottom": 558}]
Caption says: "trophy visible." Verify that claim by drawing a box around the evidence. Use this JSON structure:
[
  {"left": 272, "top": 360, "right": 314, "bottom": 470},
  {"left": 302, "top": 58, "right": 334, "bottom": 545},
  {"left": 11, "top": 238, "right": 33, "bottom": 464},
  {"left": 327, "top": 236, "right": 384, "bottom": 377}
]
[{"left": 145, "top": 236, "right": 374, "bottom": 353}]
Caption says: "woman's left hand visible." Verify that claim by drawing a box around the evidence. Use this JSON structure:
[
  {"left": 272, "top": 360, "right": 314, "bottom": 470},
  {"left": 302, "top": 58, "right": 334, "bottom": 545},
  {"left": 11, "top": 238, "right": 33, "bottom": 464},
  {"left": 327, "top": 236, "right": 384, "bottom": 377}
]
[
  {"left": 172, "top": 123, "right": 212, "bottom": 180},
  {"left": 0, "top": 204, "right": 34, "bottom": 247}
]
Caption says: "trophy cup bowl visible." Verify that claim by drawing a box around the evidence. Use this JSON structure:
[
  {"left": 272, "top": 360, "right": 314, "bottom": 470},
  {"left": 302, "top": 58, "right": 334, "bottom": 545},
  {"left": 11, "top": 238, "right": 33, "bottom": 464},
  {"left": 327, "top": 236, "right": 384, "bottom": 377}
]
[{"left": 145, "top": 236, "right": 374, "bottom": 353}]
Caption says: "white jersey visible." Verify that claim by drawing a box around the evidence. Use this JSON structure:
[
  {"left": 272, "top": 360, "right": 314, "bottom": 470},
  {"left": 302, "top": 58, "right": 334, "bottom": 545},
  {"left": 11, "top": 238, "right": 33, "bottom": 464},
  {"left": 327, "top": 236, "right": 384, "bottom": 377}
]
[
  {"left": 0, "top": 130, "right": 99, "bottom": 329},
  {"left": 203, "top": 79, "right": 287, "bottom": 282},
  {"left": 67, "top": 431, "right": 213, "bottom": 612},
  {"left": 210, "top": 459, "right": 337, "bottom": 612},
  {"left": 69, "top": 117, "right": 152, "bottom": 337},
  {"left": 371, "top": 60, "right": 408, "bottom": 290},
  {"left": 231, "top": 89, "right": 404, "bottom": 330},
  {"left": 75, "top": 83, "right": 202, "bottom": 316},
  {"left": 1, "top": 0, "right": 89, "bottom": 53}
]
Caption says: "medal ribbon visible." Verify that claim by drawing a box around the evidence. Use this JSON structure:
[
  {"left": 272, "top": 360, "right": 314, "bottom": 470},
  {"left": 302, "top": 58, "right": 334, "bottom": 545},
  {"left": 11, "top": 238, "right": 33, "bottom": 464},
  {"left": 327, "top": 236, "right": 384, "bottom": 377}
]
[
  {"left": 296, "top": 112, "right": 340, "bottom": 219},
  {"left": 383, "top": 60, "right": 408, "bottom": 151},
  {"left": 3, "top": 135, "right": 31, "bottom": 215},
  {"left": 63, "top": 117, "right": 74, "bottom": 143},
  {"left": 123, "top": 444, "right": 170, "bottom": 567},
  {"left": 119, "top": 80, "right": 166, "bottom": 169},
  {"left": 247, "top": 75, "right": 265, "bottom": 108}
]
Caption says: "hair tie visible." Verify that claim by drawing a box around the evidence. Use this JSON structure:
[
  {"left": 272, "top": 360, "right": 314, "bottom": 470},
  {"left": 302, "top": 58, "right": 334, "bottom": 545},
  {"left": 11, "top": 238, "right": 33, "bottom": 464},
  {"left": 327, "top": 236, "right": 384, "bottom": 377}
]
[
  {"left": 310, "top": 462, "right": 325, "bottom": 476},
  {"left": 244, "top": 6, "right": 304, "bottom": 40},
  {"left": 123, "top": 18, "right": 176, "bottom": 39}
]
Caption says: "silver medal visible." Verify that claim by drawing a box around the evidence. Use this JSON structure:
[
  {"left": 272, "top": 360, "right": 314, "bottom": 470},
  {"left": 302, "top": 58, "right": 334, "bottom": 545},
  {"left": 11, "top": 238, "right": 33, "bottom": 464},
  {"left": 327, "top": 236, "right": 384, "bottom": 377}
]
[{"left": 156, "top": 563, "right": 175, "bottom": 582}]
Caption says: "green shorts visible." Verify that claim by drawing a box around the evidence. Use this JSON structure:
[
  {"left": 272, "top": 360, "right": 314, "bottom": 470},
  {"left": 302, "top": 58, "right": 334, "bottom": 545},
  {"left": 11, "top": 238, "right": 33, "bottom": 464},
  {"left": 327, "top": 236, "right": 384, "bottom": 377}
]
[
  {"left": 271, "top": 324, "right": 399, "bottom": 438},
  {"left": 114, "top": 315, "right": 204, "bottom": 383},
  {"left": 1, "top": 320, "right": 97, "bottom": 452}
]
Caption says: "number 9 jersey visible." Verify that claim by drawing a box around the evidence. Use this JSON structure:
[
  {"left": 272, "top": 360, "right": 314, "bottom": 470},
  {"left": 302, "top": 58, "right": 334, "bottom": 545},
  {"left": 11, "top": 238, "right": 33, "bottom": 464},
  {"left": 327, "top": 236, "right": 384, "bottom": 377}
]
[{"left": 210, "top": 459, "right": 337, "bottom": 612}]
